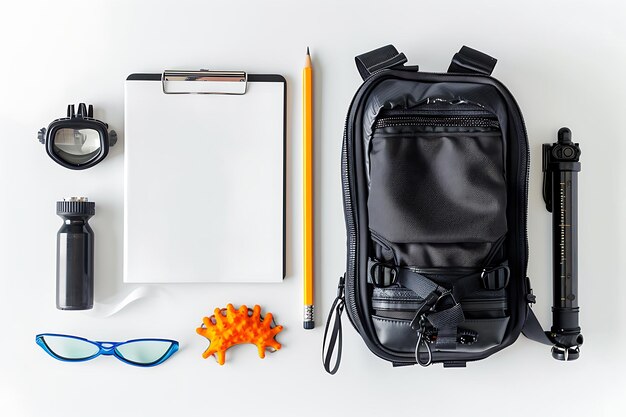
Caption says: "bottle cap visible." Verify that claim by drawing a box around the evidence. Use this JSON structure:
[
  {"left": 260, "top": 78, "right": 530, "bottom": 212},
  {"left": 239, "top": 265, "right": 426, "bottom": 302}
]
[{"left": 56, "top": 197, "right": 95, "bottom": 216}]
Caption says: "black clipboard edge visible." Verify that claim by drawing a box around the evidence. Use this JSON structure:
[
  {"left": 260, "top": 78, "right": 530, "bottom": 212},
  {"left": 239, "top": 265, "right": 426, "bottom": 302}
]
[{"left": 126, "top": 73, "right": 286, "bottom": 83}]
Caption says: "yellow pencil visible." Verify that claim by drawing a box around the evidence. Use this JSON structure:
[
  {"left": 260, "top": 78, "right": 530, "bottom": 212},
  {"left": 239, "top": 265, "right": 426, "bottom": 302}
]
[{"left": 303, "top": 47, "right": 314, "bottom": 329}]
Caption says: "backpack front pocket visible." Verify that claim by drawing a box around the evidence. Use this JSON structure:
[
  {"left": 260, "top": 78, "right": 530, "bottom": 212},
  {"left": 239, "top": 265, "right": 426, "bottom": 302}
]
[
  {"left": 371, "top": 314, "right": 510, "bottom": 354},
  {"left": 370, "top": 282, "right": 510, "bottom": 354},
  {"left": 367, "top": 111, "right": 507, "bottom": 268}
]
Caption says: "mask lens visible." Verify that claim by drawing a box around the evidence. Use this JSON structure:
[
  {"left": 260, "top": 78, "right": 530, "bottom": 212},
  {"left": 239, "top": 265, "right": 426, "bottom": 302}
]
[
  {"left": 115, "top": 340, "right": 175, "bottom": 365},
  {"left": 52, "top": 128, "right": 102, "bottom": 164},
  {"left": 40, "top": 335, "right": 100, "bottom": 360}
]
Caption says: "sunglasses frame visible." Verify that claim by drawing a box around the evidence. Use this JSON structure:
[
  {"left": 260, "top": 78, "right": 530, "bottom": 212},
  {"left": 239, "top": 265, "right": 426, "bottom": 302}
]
[{"left": 36, "top": 333, "right": 179, "bottom": 367}]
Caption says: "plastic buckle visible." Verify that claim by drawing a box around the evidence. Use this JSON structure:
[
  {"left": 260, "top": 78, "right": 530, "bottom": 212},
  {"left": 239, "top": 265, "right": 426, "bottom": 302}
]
[
  {"left": 481, "top": 266, "right": 510, "bottom": 290},
  {"left": 435, "top": 289, "right": 457, "bottom": 308},
  {"left": 369, "top": 262, "right": 397, "bottom": 287}
]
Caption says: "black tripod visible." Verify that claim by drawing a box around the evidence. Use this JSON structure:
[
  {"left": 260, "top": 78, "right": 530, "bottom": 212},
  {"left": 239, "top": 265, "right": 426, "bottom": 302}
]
[{"left": 542, "top": 127, "right": 584, "bottom": 360}]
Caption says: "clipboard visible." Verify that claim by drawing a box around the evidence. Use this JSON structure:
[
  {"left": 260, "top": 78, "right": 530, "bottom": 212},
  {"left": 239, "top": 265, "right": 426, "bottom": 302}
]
[{"left": 124, "top": 69, "right": 286, "bottom": 283}]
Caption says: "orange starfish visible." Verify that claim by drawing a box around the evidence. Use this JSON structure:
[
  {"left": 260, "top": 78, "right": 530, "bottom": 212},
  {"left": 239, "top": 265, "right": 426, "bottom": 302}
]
[{"left": 196, "top": 304, "right": 283, "bottom": 365}]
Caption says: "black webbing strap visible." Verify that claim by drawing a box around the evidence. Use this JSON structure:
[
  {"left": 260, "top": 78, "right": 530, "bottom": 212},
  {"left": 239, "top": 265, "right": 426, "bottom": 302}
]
[
  {"left": 426, "top": 303, "right": 465, "bottom": 329},
  {"left": 379, "top": 263, "right": 509, "bottom": 300},
  {"left": 371, "top": 261, "right": 509, "bottom": 332},
  {"left": 394, "top": 268, "right": 465, "bottom": 330},
  {"left": 448, "top": 45, "right": 497, "bottom": 76},
  {"left": 452, "top": 265, "right": 510, "bottom": 301},
  {"left": 322, "top": 277, "right": 345, "bottom": 374},
  {"left": 522, "top": 306, "right": 553, "bottom": 346},
  {"left": 435, "top": 326, "right": 458, "bottom": 350},
  {"left": 395, "top": 267, "right": 443, "bottom": 300},
  {"left": 355, "top": 45, "right": 408, "bottom": 81}
]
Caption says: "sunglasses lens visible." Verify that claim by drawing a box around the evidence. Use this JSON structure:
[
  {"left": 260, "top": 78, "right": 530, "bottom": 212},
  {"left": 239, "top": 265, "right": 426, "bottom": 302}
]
[
  {"left": 40, "top": 335, "right": 99, "bottom": 360},
  {"left": 115, "top": 340, "right": 175, "bottom": 365},
  {"left": 53, "top": 128, "right": 102, "bottom": 165}
]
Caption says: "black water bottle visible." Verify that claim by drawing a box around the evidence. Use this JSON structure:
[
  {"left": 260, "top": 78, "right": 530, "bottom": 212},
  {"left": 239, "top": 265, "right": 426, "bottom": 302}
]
[{"left": 56, "top": 197, "right": 95, "bottom": 310}]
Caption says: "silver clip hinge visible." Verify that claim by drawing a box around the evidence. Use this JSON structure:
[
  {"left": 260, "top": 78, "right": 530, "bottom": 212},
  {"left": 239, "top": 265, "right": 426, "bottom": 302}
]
[{"left": 162, "top": 70, "right": 248, "bottom": 95}]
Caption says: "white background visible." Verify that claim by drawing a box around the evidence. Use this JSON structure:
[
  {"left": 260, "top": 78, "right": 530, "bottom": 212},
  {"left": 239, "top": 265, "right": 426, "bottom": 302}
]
[{"left": 1, "top": 1, "right": 624, "bottom": 416}]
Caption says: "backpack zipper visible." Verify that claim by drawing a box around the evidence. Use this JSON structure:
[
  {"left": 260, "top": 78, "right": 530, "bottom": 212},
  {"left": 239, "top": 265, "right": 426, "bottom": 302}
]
[
  {"left": 341, "top": 120, "right": 360, "bottom": 327},
  {"left": 372, "top": 298, "right": 508, "bottom": 313},
  {"left": 461, "top": 298, "right": 508, "bottom": 312},
  {"left": 374, "top": 115, "right": 500, "bottom": 130},
  {"left": 407, "top": 267, "right": 480, "bottom": 275}
]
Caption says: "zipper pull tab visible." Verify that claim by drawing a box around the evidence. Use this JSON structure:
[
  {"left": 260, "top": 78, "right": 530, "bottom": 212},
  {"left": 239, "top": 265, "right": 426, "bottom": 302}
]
[
  {"left": 415, "top": 317, "right": 433, "bottom": 367},
  {"left": 322, "top": 275, "right": 346, "bottom": 375}
]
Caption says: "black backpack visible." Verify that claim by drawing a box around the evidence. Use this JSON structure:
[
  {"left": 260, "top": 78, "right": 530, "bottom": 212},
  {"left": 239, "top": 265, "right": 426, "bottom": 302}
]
[{"left": 322, "top": 44, "right": 568, "bottom": 372}]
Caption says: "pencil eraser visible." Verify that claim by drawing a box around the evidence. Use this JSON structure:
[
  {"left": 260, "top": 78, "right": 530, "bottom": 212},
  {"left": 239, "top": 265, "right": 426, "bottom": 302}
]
[{"left": 303, "top": 321, "right": 315, "bottom": 330}]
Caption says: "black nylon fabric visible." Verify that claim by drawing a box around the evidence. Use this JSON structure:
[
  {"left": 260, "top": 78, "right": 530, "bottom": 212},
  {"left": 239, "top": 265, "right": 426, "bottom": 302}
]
[
  {"left": 355, "top": 76, "right": 523, "bottom": 364},
  {"left": 365, "top": 95, "right": 508, "bottom": 269},
  {"left": 379, "top": 241, "right": 497, "bottom": 268},
  {"left": 368, "top": 128, "right": 507, "bottom": 246},
  {"left": 335, "top": 57, "right": 530, "bottom": 369},
  {"left": 361, "top": 80, "right": 510, "bottom": 165}
]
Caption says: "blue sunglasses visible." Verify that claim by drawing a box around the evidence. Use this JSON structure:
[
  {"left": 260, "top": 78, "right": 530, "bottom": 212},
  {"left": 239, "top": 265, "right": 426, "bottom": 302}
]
[{"left": 36, "top": 333, "right": 179, "bottom": 367}]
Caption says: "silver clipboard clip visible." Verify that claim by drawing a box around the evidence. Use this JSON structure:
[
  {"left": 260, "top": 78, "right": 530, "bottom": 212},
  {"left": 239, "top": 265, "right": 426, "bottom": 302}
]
[{"left": 162, "top": 69, "right": 248, "bottom": 95}]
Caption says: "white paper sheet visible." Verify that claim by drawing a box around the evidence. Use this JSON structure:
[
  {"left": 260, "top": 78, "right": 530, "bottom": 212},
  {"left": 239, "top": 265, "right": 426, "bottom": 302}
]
[{"left": 124, "top": 76, "right": 285, "bottom": 283}]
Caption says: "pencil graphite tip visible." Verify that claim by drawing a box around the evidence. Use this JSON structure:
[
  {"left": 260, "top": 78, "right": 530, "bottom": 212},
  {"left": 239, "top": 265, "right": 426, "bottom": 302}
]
[{"left": 306, "top": 46, "right": 310, "bottom": 55}]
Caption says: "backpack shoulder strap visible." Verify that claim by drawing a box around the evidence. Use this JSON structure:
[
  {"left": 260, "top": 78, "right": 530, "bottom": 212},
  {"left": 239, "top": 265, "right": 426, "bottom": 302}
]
[
  {"left": 522, "top": 306, "right": 553, "bottom": 345},
  {"left": 448, "top": 45, "right": 497, "bottom": 75},
  {"left": 355, "top": 44, "right": 409, "bottom": 80}
]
